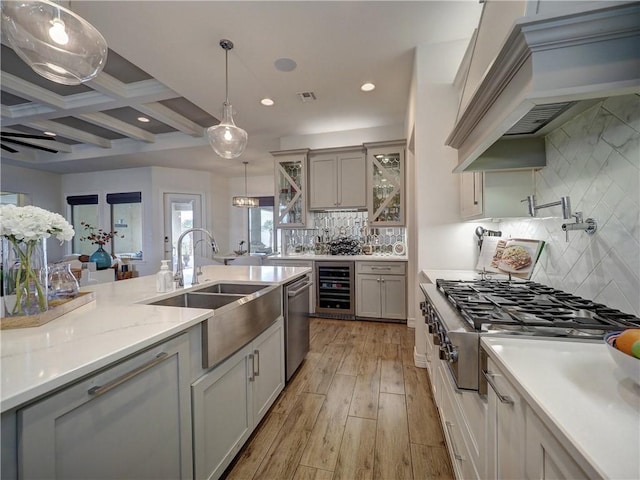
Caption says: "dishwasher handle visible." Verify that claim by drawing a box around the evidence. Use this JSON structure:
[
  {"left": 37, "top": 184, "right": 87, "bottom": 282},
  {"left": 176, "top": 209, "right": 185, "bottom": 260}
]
[{"left": 287, "top": 280, "right": 312, "bottom": 297}]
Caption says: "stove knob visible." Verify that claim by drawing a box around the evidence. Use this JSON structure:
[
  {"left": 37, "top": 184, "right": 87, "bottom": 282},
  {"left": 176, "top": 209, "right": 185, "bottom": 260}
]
[
  {"left": 439, "top": 346, "right": 447, "bottom": 360},
  {"left": 447, "top": 345, "right": 458, "bottom": 363}
]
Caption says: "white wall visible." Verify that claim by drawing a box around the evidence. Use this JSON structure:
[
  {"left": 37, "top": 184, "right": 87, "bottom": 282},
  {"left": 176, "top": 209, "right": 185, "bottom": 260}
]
[
  {"left": 280, "top": 125, "right": 405, "bottom": 151},
  {"left": 227, "top": 174, "right": 274, "bottom": 253},
  {"left": 0, "top": 164, "right": 65, "bottom": 262},
  {"left": 499, "top": 95, "right": 640, "bottom": 316},
  {"left": 60, "top": 166, "right": 221, "bottom": 276},
  {"left": 411, "top": 38, "right": 499, "bottom": 360}
]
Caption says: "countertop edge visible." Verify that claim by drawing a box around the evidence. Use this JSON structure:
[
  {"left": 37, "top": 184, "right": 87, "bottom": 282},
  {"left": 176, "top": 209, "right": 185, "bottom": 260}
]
[{"left": 1, "top": 266, "right": 309, "bottom": 413}]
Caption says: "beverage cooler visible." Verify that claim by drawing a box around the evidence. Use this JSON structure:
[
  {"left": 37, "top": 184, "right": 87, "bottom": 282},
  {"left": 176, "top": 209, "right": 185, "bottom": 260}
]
[{"left": 315, "top": 261, "right": 354, "bottom": 317}]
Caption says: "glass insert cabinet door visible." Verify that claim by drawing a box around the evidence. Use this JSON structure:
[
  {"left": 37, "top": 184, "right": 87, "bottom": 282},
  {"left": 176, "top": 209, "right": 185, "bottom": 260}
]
[
  {"left": 272, "top": 149, "right": 309, "bottom": 228},
  {"left": 366, "top": 141, "right": 405, "bottom": 226}
]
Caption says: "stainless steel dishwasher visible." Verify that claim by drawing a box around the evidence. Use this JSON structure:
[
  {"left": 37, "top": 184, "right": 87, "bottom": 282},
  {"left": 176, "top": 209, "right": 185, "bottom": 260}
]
[{"left": 284, "top": 275, "right": 312, "bottom": 381}]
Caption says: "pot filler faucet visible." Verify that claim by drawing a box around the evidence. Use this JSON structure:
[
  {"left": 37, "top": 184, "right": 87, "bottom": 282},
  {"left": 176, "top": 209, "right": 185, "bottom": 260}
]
[
  {"left": 523, "top": 195, "right": 597, "bottom": 242},
  {"left": 174, "top": 228, "right": 219, "bottom": 287}
]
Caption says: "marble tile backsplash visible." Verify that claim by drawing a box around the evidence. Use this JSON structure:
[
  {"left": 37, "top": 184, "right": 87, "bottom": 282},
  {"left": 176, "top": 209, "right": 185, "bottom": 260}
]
[{"left": 499, "top": 94, "right": 640, "bottom": 316}]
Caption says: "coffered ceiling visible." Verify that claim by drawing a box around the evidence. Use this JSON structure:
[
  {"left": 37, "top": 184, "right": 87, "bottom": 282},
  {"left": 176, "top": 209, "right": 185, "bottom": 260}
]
[{"left": 0, "top": 1, "right": 483, "bottom": 177}]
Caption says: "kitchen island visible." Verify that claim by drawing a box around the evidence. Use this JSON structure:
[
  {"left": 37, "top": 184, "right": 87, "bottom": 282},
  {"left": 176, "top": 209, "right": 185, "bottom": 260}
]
[
  {"left": 482, "top": 337, "right": 640, "bottom": 480},
  {"left": 1, "top": 265, "right": 310, "bottom": 480}
]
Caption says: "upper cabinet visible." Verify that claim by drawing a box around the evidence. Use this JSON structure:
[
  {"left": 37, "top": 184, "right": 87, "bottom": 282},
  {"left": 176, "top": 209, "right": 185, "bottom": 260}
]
[
  {"left": 309, "top": 146, "right": 366, "bottom": 210},
  {"left": 460, "top": 170, "right": 534, "bottom": 221},
  {"left": 365, "top": 140, "right": 406, "bottom": 226},
  {"left": 272, "top": 149, "right": 309, "bottom": 228}
]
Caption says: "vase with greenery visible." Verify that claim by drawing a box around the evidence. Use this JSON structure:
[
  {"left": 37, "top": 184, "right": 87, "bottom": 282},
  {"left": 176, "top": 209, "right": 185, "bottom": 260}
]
[
  {"left": 1, "top": 205, "right": 74, "bottom": 317},
  {"left": 79, "top": 222, "right": 123, "bottom": 270}
]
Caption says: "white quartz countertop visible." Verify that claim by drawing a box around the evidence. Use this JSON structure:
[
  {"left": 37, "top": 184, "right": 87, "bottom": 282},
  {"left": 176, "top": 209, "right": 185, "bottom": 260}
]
[
  {"left": 481, "top": 337, "right": 640, "bottom": 480},
  {"left": 0, "top": 265, "right": 310, "bottom": 412},
  {"left": 270, "top": 254, "right": 408, "bottom": 261}
]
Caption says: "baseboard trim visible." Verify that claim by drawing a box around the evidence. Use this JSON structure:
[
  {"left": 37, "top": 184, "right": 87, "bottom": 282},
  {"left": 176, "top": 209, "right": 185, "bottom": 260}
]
[
  {"left": 414, "top": 346, "right": 428, "bottom": 368},
  {"left": 406, "top": 316, "right": 415, "bottom": 328}
]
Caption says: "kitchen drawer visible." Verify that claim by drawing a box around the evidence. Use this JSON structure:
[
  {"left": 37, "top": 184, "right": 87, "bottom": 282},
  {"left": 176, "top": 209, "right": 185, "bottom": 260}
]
[{"left": 356, "top": 261, "right": 406, "bottom": 275}]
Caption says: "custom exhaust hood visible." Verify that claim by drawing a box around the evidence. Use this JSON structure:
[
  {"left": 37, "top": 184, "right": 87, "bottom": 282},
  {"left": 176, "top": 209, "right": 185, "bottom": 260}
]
[{"left": 447, "top": 2, "right": 640, "bottom": 173}]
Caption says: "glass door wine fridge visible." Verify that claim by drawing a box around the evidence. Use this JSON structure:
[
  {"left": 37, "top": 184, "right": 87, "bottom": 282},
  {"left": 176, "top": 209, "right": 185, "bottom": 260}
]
[{"left": 315, "top": 261, "right": 354, "bottom": 317}]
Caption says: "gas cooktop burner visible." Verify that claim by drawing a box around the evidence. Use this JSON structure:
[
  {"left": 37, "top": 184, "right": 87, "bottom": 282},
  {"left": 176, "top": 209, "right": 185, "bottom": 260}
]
[{"left": 436, "top": 279, "right": 640, "bottom": 333}]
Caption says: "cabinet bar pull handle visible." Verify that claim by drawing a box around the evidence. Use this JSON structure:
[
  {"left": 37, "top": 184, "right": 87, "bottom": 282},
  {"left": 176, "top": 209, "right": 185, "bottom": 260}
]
[
  {"left": 371, "top": 266, "right": 391, "bottom": 271},
  {"left": 248, "top": 354, "right": 255, "bottom": 382},
  {"left": 444, "top": 421, "right": 464, "bottom": 461},
  {"left": 254, "top": 349, "right": 260, "bottom": 377},
  {"left": 88, "top": 352, "right": 169, "bottom": 397},
  {"left": 482, "top": 370, "right": 514, "bottom": 405}
]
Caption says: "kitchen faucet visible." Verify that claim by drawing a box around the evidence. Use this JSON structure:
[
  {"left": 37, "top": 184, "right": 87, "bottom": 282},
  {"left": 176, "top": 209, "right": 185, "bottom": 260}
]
[{"left": 174, "top": 228, "right": 219, "bottom": 286}]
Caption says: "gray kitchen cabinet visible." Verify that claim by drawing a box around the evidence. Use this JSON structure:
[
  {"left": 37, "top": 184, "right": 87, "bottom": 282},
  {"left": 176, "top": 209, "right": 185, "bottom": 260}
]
[
  {"left": 459, "top": 168, "right": 535, "bottom": 220},
  {"left": 192, "top": 318, "right": 284, "bottom": 480},
  {"left": 309, "top": 147, "right": 367, "bottom": 210},
  {"left": 18, "top": 333, "right": 192, "bottom": 480},
  {"left": 356, "top": 262, "right": 406, "bottom": 320},
  {"left": 273, "top": 149, "right": 309, "bottom": 228},
  {"left": 365, "top": 140, "right": 406, "bottom": 226}
]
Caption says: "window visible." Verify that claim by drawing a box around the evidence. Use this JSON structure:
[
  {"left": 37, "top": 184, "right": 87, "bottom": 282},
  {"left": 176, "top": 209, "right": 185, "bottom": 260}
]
[
  {"left": 248, "top": 197, "right": 274, "bottom": 254},
  {"left": 107, "top": 192, "right": 143, "bottom": 260},
  {"left": 67, "top": 195, "right": 99, "bottom": 255}
]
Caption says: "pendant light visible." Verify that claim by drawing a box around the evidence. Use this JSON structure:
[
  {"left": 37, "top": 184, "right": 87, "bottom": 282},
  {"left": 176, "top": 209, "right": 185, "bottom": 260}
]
[
  {"left": 207, "top": 39, "right": 248, "bottom": 159},
  {"left": 1, "top": 0, "right": 108, "bottom": 85},
  {"left": 233, "top": 162, "right": 258, "bottom": 208}
]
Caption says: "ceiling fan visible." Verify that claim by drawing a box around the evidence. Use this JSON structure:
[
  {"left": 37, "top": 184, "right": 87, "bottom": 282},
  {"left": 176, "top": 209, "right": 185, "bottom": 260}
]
[{"left": 0, "top": 132, "right": 59, "bottom": 154}]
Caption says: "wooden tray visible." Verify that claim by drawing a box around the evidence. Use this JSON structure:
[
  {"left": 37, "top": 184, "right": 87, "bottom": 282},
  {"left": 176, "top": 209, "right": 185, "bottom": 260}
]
[{"left": 0, "top": 291, "right": 96, "bottom": 330}]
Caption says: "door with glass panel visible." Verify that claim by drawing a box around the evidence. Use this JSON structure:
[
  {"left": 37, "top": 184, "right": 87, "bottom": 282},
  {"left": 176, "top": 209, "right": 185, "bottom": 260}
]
[
  {"left": 163, "top": 193, "right": 203, "bottom": 271},
  {"left": 272, "top": 149, "right": 308, "bottom": 228},
  {"left": 365, "top": 141, "right": 405, "bottom": 226}
]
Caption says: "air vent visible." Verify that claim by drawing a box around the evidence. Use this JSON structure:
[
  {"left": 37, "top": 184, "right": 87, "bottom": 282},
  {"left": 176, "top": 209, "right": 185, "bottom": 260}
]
[
  {"left": 297, "top": 91, "right": 316, "bottom": 102},
  {"left": 505, "top": 102, "right": 575, "bottom": 135}
]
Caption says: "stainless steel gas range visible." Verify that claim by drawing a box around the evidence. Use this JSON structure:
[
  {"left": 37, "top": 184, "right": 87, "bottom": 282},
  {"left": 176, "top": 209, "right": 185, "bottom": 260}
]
[{"left": 420, "top": 279, "right": 640, "bottom": 392}]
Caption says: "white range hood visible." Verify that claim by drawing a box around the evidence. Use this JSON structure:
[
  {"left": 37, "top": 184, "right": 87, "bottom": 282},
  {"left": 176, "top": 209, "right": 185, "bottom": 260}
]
[{"left": 447, "top": 2, "right": 640, "bottom": 172}]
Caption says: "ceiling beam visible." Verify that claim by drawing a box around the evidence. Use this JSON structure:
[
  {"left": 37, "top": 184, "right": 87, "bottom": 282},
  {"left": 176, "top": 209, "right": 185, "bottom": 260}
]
[
  {"left": 27, "top": 120, "right": 112, "bottom": 148},
  {"left": 2, "top": 76, "right": 182, "bottom": 126},
  {"left": 1, "top": 128, "right": 73, "bottom": 153},
  {"left": 0, "top": 72, "right": 67, "bottom": 109},
  {"left": 24, "top": 131, "right": 209, "bottom": 163},
  {"left": 78, "top": 112, "right": 156, "bottom": 143},
  {"left": 137, "top": 102, "right": 205, "bottom": 137}
]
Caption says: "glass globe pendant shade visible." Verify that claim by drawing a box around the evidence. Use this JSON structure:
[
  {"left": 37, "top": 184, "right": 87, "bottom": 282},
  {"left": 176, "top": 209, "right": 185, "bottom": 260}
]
[
  {"left": 1, "top": 0, "right": 108, "bottom": 85},
  {"left": 207, "top": 102, "right": 248, "bottom": 159}
]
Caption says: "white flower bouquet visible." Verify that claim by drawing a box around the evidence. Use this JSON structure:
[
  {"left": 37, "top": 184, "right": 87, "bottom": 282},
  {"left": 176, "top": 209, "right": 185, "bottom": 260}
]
[{"left": 1, "top": 205, "right": 74, "bottom": 316}]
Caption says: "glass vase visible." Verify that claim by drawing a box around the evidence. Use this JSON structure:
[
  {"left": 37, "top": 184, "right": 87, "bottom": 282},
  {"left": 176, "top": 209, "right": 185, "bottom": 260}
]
[
  {"left": 89, "top": 245, "right": 112, "bottom": 270},
  {"left": 48, "top": 263, "right": 80, "bottom": 303},
  {"left": 2, "top": 237, "right": 48, "bottom": 317}
]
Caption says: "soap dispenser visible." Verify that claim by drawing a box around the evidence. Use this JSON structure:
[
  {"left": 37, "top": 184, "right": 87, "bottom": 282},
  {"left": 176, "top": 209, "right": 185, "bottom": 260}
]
[{"left": 156, "top": 260, "right": 174, "bottom": 293}]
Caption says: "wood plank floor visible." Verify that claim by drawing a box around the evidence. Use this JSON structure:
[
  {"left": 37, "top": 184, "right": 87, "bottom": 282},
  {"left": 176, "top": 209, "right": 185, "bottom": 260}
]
[{"left": 223, "top": 318, "right": 453, "bottom": 480}]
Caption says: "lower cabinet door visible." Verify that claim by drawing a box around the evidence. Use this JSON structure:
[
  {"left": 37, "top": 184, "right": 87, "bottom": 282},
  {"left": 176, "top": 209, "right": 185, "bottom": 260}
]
[
  {"left": 192, "top": 344, "right": 253, "bottom": 480},
  {"left": 381, "top": 274, "right": 406, "bottom": 319},
  {"left": 252, "top": 318, "right": 285, "bottom": 422},
  {"left": 356, "top": 274, "right": 382, "bottom": 317},
  {"left": 524, "top": 408, "right": 589, "bottom": 479},
  {"left": 18, "top": 334, "right": 192, "bottom": 480}
]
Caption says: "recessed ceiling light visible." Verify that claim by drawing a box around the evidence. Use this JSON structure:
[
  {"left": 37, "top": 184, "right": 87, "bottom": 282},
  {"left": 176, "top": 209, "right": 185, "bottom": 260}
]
[
  {"left": 43, "top": 131, "right": 56, "bottom": 136},
  {"left": 274, "top": 58, "right": 297, "bottom": 72},
  {"left": 361, "top": 82, "right": 375, "bottom": 92},
  {"left": 261, "top": 98, "right": 275, "bottom": 106},
  {"left": 137, "top": 116, "right": 150, "bottom": 123}
]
